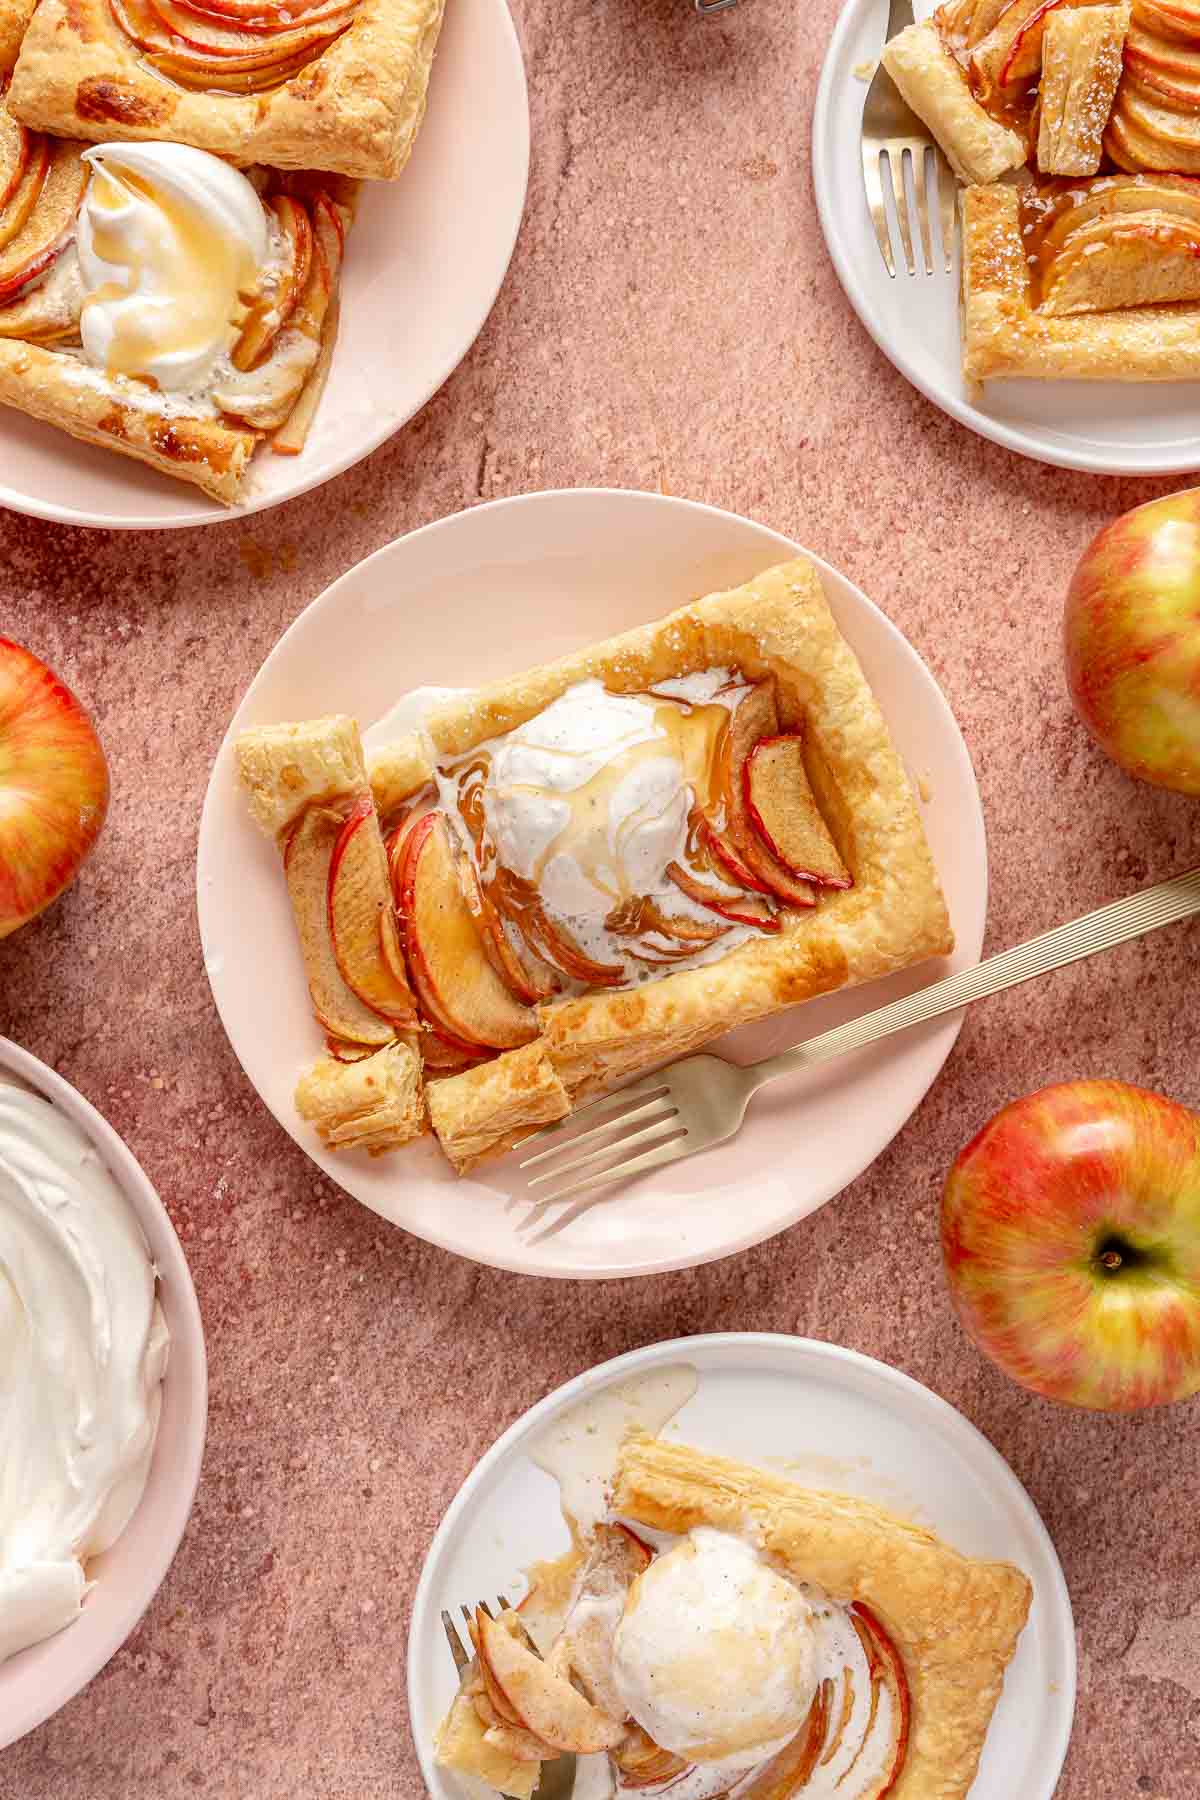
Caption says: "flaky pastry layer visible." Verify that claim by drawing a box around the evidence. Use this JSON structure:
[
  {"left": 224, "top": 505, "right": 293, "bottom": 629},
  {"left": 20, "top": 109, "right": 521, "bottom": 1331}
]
[
  {"left": 612, "top": 1434, "right": 1032, "bottom": 1800},
  {"left": 370, "top": 558, "right": 953, "bottom": 1171},
  {"left": 7, "top": 0, "right": 444, "bottom": 179},
  {"left": 962, "top": 181, "right": 1200, "bottom": 380}
]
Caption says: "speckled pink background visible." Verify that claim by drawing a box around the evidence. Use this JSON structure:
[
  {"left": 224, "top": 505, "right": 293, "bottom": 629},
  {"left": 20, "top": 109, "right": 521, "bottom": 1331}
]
[{"left": 2, "top": 0, "right": 1199, "bottom": 1794}]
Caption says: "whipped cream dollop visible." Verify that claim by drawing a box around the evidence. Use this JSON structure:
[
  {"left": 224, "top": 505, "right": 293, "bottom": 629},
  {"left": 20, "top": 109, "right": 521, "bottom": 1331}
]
[
  {"left": 0, "top": 1080, "right": 169, "bottom": 1664},
  {"left": 480, "top": 675, "right": 731, "bottom": 928},
  {"left": 78, "top": 142, "right": 269, "bottom": 392},
  {"left": 611, "top": 1528, "right": 818, "bottom": 1763}
]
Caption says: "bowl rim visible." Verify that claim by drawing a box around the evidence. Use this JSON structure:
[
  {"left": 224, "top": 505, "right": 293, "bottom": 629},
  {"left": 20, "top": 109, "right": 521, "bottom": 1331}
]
[{"left": 0, "top": 1036, "right": 208, "bottom": 1749}]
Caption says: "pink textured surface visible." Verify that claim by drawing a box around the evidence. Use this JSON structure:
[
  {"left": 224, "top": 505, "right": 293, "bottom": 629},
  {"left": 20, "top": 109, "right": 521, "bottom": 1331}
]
[{"left": 1, "top": 0, "right": 1199, "bottom": 1793}]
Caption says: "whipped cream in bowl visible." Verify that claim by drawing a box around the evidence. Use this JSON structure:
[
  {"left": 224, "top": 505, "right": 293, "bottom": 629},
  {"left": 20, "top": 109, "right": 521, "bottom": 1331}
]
[{"left": 0, "top": 1041, "right": 206, "bottom": 1751}]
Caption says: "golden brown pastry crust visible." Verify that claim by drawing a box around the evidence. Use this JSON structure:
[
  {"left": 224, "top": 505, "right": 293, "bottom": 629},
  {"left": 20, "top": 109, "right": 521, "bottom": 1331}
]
[
  {"left": 881, "top": 21, "right": 1026, "bottom": 186},
  {"left": 0, "top": 338, "right": 257, "bottom": 500},
  {"left": 373, "top": 559, "right": 953, "bottom": 1171},
  {"left": 1036, "top": 4, "right": 1129, "bottom": 179},
  {"left": 427, "top": 1041, "right": 570, "bottom": 1174},
  {"left": 295, "top": 1040, "right": 426, "bottom": 1152},
  {"left": 7, "top": 0, "right": 445, "bottom": 179},
  {"left": 612, "top": 1435, "right": 1032, "bottom": 1800},
  {"left": 0, "top": 0, "right": 33, "bottom": 73},
  {"left": 962, "top": 180, "right": 1200, "bottom": 379}
]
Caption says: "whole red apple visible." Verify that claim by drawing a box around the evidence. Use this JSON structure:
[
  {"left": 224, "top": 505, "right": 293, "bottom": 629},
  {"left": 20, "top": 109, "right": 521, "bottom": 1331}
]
[
  {"left": 942, "top": 1081, "right": 1200, "bottom": 1410},
  {"left": 0, "top": 639, "right": 109, "bottom": 939},
  {"left": 1064, "top": 489, "right": 1200, "bottom": 794}
]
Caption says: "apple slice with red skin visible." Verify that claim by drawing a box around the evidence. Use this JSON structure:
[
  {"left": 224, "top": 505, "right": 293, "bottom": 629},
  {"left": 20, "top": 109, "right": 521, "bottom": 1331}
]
[
  {"left": 718, "top": 686, "right": 817, "bottom": 909},
  {"left": 605, "top": 894, "right": 730, "bottom": 948},
  {"left": 0, "top": 142, "right": 88, "bottom": 300},
  {"left": 701, "top": 815, "right": 775, "bottom": 896},
  {"left": 327, "top": 796, "right": 418, "bottom": 1028},
  {"left": 848, "top": 1605, "right": 911, "bottom": 1798},
  {"left": 386, "top": 804, "right": 435, "bottom": 897},
  {"left": 419, "top": 1024, "right": 491, "bottom": 1073},
  {"left": 489, "top": 865, "right": 624, "bottom": 988},
  {"left": 458, "top": 852, "right": 558, "bottom": 1006},
  {"left": 399, "top": 813, "right": 538, "bottom": 1050},
  {"left": 730, "top": 1677, "right": 833, "bottom": 1800},
  {"left": 285, "top": 804, "right": 394, "bottom": 1047},
  {"left": 0, "top": 133, "right": 50, "bottom": 254},
  {"left": 666, "top": 861, "right": 780, "bottom": 932},
  {"left": 0, "top": 114, "right": 33, "bottom": 218},
  {"left": 324, "top": 1034, "right": 376, "bottom": 1064},
  {"left": 745, "top": 734, "right": 851, "bottom": 890},
  {"left": 0, "top": 639, "right": 109, "bottom": 940},
  {"left": 472, "top": 1610, "right": 624, "bottom": 1755},
  {"left": 231, "top": 194, "right": 312, "bottom": 372}
]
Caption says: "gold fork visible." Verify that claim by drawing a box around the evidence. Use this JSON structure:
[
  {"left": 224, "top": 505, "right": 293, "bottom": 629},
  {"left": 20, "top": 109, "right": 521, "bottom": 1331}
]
[
  {"left": 861, "top": 0, "right": 956, "bottom": 276},
  {"left": 520, "top": 867, "right": 1200, "bottom": 1211},
  {"left": 441, "top": 1597, "right": 577, "bottom": 1799}
]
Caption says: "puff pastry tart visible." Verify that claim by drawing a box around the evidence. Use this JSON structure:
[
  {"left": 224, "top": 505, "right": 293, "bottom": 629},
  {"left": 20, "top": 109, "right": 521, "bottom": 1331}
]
[
  {"left": 235, "top": 559, "right": 953, "bottom": 1174},
  {"left": 0, "top": 132, "right": 352, "bottom": 501},
  {"left": 963, "top": 175, "right": 1200, "bottom": 376},
  {"left": 434, "top": 1432, "right": 1032, "bottom": 1800},
  {"left": 6, "top": 0, "right": 444, "bottom": 180}
]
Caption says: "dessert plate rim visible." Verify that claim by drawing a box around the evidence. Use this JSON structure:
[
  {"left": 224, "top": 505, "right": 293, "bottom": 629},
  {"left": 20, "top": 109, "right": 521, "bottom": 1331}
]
[
  {"left": 196, "top": 486, "right": 986, "bottom": 1280},
  {"left": 813, "top": 0, "right": 1200, "bottom": 476},
  {"left": 407, "top": 1331, "right": 1077, "bottom": 1800}
]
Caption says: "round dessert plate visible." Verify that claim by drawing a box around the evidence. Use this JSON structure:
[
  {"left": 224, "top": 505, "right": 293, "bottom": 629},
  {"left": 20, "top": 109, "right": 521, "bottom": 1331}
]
[
  {"left": 0, "top": 0, "right": 528, "bottom": 530},
  {"left": 197, "top": 488, "right": 986, "bottom": 1280},
  {"left": 408, "top": 1334, "right": 1076, "bottom": 1800},
  {"left": 0, "top": 1037, "right": 207, "bottom": 1749},
  {"left": 813, "top": 0, "right": 1200, "bottom": 475}
]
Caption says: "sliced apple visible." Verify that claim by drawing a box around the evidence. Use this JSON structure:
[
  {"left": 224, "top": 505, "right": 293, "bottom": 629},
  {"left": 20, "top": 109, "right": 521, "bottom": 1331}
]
[
  {"left": 0, "top": 114, "right": 32, "bottom": 218},
  {"left": 399, "top": 813, "right": 538, "bottom": 1050},
  {"left": 286, "top": 805, "right": 394, "bottom": 1047},
  {"left": 324, "top": 1034, "right": 376, "bottom": 1063},
  {"left": 419, "top": 1023, "right": 491, "bottom": 1073},
  {"left": 849, "top": 1605, "right": 912, "bottom": 1799},
  {"left": 718, "top": 686, "right": 817, "bottom": 909},
  {"left": 231, "top": 194, "right": 311, "bottom": 373},
  {"left": 458, "top": 852, "right": 558, "bottom": 1005},
  {"left": 744, "top": 733, "right": 851, "bottom": 890},
  {"left": 728, "top": 1679, "right": 832, "bottom": 1800},
  {"left": 605, "top": 894, "right": 730, "bottom": 949},
  {"left": 271, "top": 290, "right": 339, "bottom": 456},
  {"left": 611, "top": 1727, "right": 689, "bottom": 1790},
  {"left": 701, "top": 816, "right": 774, "bottom": 895},
  {"left": 489, "top": 866, "right": 624, "bottom": 988},
  {"left": 0, "top": 133, "right": 51, "bottom": 257},
  {"left": 467, "top": 1688, "right": 549, "bottom": 1763},
  {"left": 473, "top": 1610, "right": 624, "bottom": 1756},
  {"left": 666, "top": 860, "right": 780, "bottom": 932},
  {"left": 327, "top": 796, "right": 418, "bottom": 1029}
]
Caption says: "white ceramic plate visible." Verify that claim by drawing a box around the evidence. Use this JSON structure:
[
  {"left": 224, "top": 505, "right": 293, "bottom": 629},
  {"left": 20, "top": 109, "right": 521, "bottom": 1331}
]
[
  {"left": 0, "top": 0, "right": 528, "bottom": 530},
  {"left": 407, "top": 1334, "right": 1076, "bottom": 1800},
  {"left": 197, "top": 488, "right": 986, "bottom": 1280},
  {"left": 0, "top": 1037, "right": 207, "bottom": 1750},
  {"left": 813, "top": 0, "right": 1200, "bottom": 475}
]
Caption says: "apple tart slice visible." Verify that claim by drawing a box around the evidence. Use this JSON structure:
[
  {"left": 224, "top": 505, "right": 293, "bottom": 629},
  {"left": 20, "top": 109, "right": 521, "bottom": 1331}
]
[
  {"left": 237, "top": 561, "right": 951, "bottom": 1174},
  {"left": 434, "top": 1437, "right": 1032, "bottom": 1800},
  {"left": 0, "top": 133, "right": 353, "bottom": 502},
  {"left": 963, "top": 174, "right": 1200, "bottom": 376},
  {"left": 1037, "top": 5, "right": 1131, "bottom": 176}
]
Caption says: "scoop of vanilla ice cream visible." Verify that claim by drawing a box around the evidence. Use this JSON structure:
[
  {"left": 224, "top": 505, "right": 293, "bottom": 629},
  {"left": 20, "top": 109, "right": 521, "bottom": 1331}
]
[
  {"left": 481, "top": 680, "right": 689, "bottom": 922},
  {"left": 611, "top": 1528, "right": 818, "bottom": 1763}
]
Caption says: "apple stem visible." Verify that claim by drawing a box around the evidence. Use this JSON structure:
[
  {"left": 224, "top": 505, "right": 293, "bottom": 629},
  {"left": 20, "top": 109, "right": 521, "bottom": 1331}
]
[{"left": 1100, "top": 1248, "right": 1122, "bottom": 1272}]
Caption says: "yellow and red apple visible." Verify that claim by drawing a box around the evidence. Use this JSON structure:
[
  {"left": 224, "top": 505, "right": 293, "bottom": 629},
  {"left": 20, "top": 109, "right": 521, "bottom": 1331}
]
[
  {"left": 0, "top": 639, "right": 109, "bottom": 939},
  {"left": 1063, "top": 489, "right": 1200, "bottom": 794},
  {"left": 943, "top": 1080, "right": 1200, "bottom": 1410}
]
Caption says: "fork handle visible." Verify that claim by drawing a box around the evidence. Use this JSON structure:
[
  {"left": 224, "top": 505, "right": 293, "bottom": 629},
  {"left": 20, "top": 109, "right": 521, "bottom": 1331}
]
[{"left": 752, "top": 867, "right": 1200, "bottom": 1088}]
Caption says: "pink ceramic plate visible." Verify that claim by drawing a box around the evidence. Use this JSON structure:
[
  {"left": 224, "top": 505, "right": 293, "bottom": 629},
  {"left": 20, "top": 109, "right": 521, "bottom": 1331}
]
[
  {"left": 0, "top": 0, "right": 528, "bottom": 530},
  {"left": 197, "top": 489, "right": 987, "bottom": 1279},
  {"left": 0, "top": 1038, "right": 207, "bottom": 1750}
]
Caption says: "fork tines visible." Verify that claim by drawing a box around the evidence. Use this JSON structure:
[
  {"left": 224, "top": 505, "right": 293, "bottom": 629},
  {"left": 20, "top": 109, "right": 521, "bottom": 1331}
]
[
  {"left": 862, "top": 138, "right": 955, "bottom": 279},
  {"left": 518, "top": 1078, "right": 686, "bottom": 1206},
  {"left": 441, "top": 1594, "right": 513, "bottom": 1674}
]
